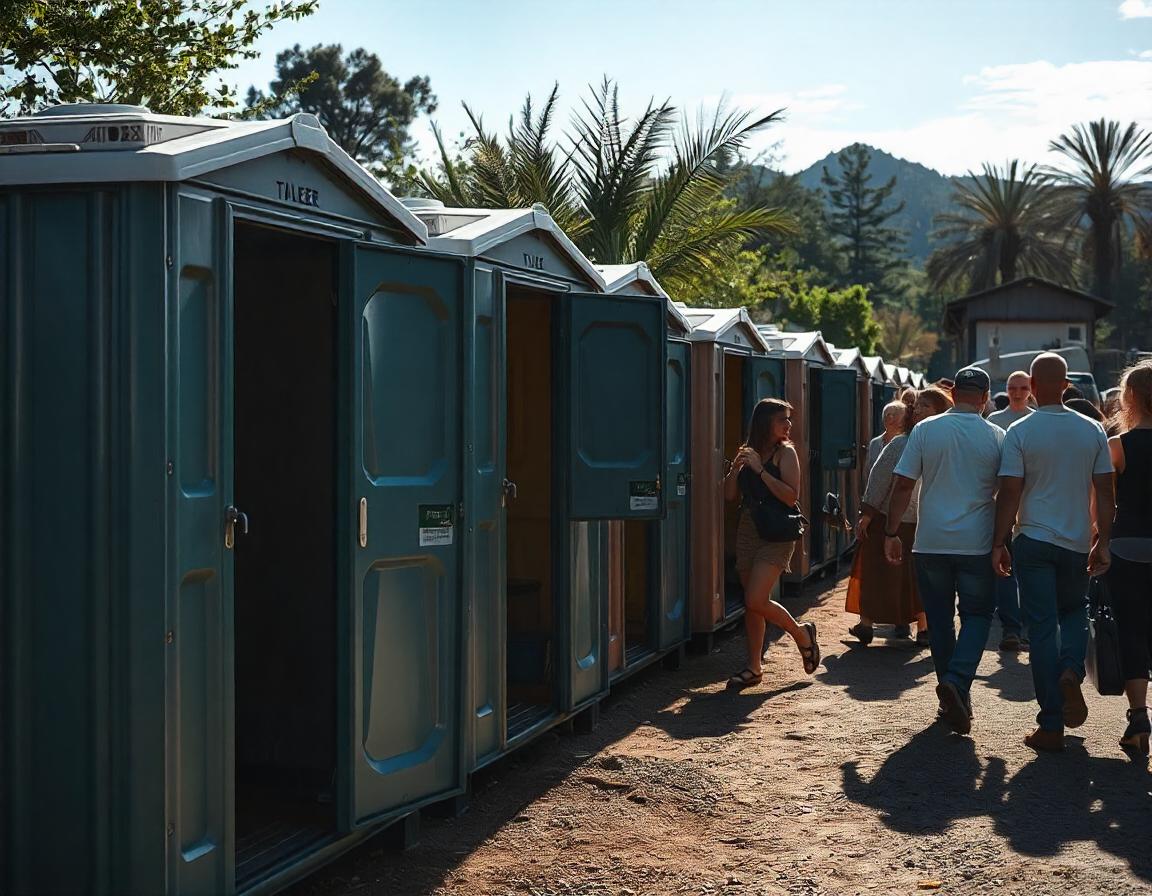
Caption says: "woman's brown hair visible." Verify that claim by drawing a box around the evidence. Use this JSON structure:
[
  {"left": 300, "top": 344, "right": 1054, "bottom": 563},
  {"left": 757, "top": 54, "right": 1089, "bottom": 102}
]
[
  {"left": 743, "top": 398, "right": 793, "bottom": 454},
  {"left": 1113, "top": 359, "right": 1152, "bottom": 433},
  {"left": 917, "top": 385, "right": 955, "bottom": 417}
]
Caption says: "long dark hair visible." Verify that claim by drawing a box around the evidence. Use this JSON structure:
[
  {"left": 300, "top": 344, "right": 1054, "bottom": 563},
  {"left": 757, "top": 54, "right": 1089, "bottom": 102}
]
[{"left": 743, "top": 398, "right": 793, "bottom": 455}]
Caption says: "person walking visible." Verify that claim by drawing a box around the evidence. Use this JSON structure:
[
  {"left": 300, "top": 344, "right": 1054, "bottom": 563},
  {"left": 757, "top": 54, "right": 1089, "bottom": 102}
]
[
  {"left": 991, "top": 353, "right": 1114, "bottom": 753},
  {"left": 884, "top": 368, "right": 1004, "bottom": 734},
  {"left": 724, "top": 398, "right": 820, "bottom": 688},
  {"left": 1105, "top": 360, "right": 1152, "bottom": 755},
  {"left": 986, "top": 370, "right": 1035, "bottom": 651},
  {"left": 865, "top": 400, "right": 909, "bottom": 475},
  {"left": 848, "top": 388, "right": 953, "bottom": 646}
]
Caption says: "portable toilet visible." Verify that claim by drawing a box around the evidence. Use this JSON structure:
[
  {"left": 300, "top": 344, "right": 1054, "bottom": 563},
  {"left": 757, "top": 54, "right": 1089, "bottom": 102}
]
[
  {"left": 680, "top": 307, "right": 779, "bottom": 638},
  {"left": 862, "top": 355, "right": 891, "bottom": 438},
  {"left": 402, "top": 202, "right": 668, "bottom": 768},
  {"left": 0, "top": 105, "right": 479, "bottom": 895},
  {"left": 832, "top": 346, "right": 873, "bottom": 550},
  {"left": 884, "top": 362, "right": 904, "bottom": 399},
  {"left": 598, "top": 264, "right": 693, "bottom": 677},
  {"left": 764, "top": 329, "right": 855, "bottom": 580}
]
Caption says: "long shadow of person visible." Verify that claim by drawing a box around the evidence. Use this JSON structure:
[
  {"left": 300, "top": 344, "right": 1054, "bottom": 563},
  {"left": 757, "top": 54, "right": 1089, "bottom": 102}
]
[
  {"left": 993, "top": 739, "right": 1152, "bottom": 881},
  {"left": 648, "top": 681, "right": 813, "bottom": 741},
  {"left": 977, "top": 649, "right": 1035, "bottom": 703},
  {"left": 818, "top": 647, "right": 936, "bottom": 702},
  {"left": 841, "top": 725, "right": 1008, "bottom": 835}
]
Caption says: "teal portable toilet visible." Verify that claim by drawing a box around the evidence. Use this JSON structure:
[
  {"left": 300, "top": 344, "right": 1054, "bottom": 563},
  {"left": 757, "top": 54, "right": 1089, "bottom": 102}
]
[
  {"left": 598, "top": 263, "right": 692, "bottom": 677},
  {"left": 832, "top": 346, "right": 872, "bottom": 555},
  {"left": 863, "top": 355, "right": 889, "bottom": 439},
  {"left": 680, "top": 308, "right": 780, "bottom": 637},
  {"left": 1, "top": 105, "right": 472, "bottom": 895},
  {"left": 762, "top": 329, "right": 853, "bottom": 580},
  {"left": 401, "top": 201, "right": 668, "bottom": 770}
]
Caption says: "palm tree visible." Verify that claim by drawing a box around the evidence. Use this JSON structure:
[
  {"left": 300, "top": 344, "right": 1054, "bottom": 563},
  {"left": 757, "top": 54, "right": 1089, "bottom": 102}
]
[
  {"left": 417, "top": 79, "right": 795, "bottom": 295},
  {"left": 926, "top": 160, "right": 1077, "bottom": 292},
  {"left": 1047, "top": 119, "right": 1152, "bottom": 300}
]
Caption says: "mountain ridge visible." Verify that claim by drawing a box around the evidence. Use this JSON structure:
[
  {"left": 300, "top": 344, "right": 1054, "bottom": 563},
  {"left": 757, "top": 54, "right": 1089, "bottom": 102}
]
[{"left": 794, "top": 144, "right": 966, "bottom": 265}]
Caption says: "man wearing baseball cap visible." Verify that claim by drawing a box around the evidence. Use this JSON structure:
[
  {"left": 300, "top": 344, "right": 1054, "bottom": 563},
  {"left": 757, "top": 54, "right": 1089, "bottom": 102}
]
[
  {"left": 885, "top": 366, "right": 1005, "bottom": 734},
  {"left": 991, "top": 353, "right": 1114, "bottom": 752}
]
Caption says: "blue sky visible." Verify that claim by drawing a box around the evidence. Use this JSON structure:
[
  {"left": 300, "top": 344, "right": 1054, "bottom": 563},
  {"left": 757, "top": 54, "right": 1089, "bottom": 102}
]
[{"left": 229, "top": 0, "right": 1152, "bottom": 175}]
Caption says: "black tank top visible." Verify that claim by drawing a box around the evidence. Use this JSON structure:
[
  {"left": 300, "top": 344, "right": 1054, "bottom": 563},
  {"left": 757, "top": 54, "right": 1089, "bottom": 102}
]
[
  {"left": 1114, "top": 429, "right": 1152, "bottom": 539},
  {"left": 738, "top": 449, "right": 790, "bottom": 511}
]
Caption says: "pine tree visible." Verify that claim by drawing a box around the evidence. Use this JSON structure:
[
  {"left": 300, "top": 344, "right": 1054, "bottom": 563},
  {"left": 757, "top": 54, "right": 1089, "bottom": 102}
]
[{"left": 820, "top": 143, "right": 907, "bottom": 297}]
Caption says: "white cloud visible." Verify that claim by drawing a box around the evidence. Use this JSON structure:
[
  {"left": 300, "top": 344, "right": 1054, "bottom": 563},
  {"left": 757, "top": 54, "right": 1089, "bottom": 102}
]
[
  {"left": 1119, "top": 0, "right": 1152, "bottom": 19},
  {"left": 743, "top": 58, "right": 1152, "bottom": 175},
  {"left": 1140, "top": 49, "right": 1152, "bottom": 58}
]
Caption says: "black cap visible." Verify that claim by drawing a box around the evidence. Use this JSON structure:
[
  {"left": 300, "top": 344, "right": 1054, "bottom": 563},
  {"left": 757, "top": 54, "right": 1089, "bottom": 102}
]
[{"left": 954, "top": 367, "right": 991, "bottom": 393}]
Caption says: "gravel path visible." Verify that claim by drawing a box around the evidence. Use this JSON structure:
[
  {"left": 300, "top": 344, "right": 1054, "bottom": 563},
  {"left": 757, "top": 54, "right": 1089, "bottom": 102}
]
[{"left": 291, "top": 572, "right": 1152, "bottom": 896}]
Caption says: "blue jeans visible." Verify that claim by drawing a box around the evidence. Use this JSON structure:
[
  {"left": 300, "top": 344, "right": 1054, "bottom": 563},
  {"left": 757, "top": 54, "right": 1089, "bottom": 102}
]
[
  {"left": 995, "top": 571, "right": 1024, "bottom": 637},
  {"left": 1013, "top": 534, "right": 1090, "bottom": 732},
  {"left": 913, "top": 553, "right": 996, "bottom": 698}
]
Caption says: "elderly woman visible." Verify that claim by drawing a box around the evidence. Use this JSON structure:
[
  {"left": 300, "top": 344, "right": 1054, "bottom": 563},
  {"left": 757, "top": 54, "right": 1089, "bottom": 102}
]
[
  {"left": 846, "top": 387, "right": 955, "bottom": 645},
  {"left": 865, "top": 400, "right": 909, "bottom": 475}
]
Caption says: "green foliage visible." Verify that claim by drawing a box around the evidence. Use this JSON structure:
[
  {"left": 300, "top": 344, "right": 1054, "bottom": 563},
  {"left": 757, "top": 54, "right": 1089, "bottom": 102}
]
[
  {"left": 417, "top": 79, "right": 795, "bottom": 296},
  {"left": 418, "top": 84, "right": 588, "bottom": 240},
  {"left": 246, "top": 43, "right": 435, "bottom": 177},
  {"left": 727, "top": 165, "right": 843, "bottom": 279},
  {"left": 927, "top": 160, "right": 1078, "bottom": 292},
  {"left": 684, "top": 249, "right": 879, "bottom": 355},
  {"left": 1046, "top": 119, "right": 1152, "bottom": 301},
  {"left": 820, "top": 143, "right": 908, "bottom": 296},
  {"left": 0, "top": 0, "right": 317, "bottom": 116}
]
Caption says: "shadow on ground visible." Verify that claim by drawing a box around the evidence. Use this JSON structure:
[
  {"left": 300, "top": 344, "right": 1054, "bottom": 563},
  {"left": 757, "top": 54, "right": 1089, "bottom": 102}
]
[{"left": 842, "top": 726, "right": 1152, "bottom": 881}]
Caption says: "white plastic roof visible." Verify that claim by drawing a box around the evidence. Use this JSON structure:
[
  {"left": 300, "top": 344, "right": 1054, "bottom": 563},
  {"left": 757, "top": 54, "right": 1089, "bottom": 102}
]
[
  {"left": 862, "top": 355, "right": 888, "bottom": 382},
  {"left": 768, "top": 328, "right": 837, "bottom": 365},
  {"left": 597, "top": 262, "right": 692, "bottom": 334},
  {"left": 0, "top": 104, "right": 427, "bottom": 242},
  {"left": 833, "top": 346, "right": 869, "bottom": 378},
  {"left": 681, "top": 307, "right": 771, "bottom": 352},
  {"left": 408, "top": 202, "right": 604, "bottom": 288}
]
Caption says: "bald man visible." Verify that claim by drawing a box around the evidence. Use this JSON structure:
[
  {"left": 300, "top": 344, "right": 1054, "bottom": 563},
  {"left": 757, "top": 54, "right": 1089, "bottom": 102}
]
[
  {"left": 992, "top": 353, "right": 1115, "bottom": 753},
  {"left": 986, "top": 370, "right": 1035, "bottom": 649},
  {"left": 987, "top": 371, "right": 1034, "bottom": 431}
]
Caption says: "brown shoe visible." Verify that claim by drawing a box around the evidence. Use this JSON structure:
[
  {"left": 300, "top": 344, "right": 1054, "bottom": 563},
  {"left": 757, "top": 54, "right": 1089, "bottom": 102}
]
[
  {"left": 1060, "top": 669, "right": 1088, "bottom": 728},
  {"left": 1025, "top": 727, "right": 1065, "bottom": 752}
]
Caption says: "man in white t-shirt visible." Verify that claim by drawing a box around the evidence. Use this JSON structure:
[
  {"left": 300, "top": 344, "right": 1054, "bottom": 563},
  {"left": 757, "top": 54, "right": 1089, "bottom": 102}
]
[
  {"left": 991, "top": 353, "right": 1115, "bottom": 752},
  {"left": 885, "top": 367, "right": 1005, "bottom": 734},
  {"left": 986, "top": 370, "right": 1034, "bottom": 650}
]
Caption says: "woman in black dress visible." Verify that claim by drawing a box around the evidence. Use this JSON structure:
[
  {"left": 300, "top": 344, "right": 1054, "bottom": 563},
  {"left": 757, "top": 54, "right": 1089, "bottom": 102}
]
[
  {"left": 723, "top": 398, "right": 819, "bottom": 687},
  {"left": 1106, "top": 360, "right": 1152, "bottom": 755}
]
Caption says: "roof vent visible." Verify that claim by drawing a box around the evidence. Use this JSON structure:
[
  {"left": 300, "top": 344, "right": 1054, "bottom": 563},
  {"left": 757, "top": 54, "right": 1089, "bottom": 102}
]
[
  {"left": 35, "top": 103, "right": 152, "bottom": 117},
  {"left": 400, "top": 197, "right": 446, "bottom": 211}
]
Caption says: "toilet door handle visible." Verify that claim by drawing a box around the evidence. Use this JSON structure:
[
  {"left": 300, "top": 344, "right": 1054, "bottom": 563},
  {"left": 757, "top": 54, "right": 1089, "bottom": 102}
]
[
  {"left": 501, "top": 478, "right": 518, "bottom": 507},
  {"left": 224, "top": 505, "right": 249, "bottom": 550}
]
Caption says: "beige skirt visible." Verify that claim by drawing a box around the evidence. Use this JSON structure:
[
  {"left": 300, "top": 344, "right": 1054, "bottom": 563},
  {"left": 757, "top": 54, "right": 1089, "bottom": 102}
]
[{"left": 736, "top": 510, "right": 795, "bottom": 574}]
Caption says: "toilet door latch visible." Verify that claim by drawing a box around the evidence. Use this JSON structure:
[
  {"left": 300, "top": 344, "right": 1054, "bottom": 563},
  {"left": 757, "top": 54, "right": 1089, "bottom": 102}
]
[
  {"left": 224, "top": 505, "right": 249, "bottom": 550},
  {"left": 501, "top": 478, "right": 518, "bottom": 507}
]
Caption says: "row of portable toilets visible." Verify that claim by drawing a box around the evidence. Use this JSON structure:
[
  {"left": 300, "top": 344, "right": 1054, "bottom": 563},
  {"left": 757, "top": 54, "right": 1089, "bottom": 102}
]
[{"left": 0, "top": 106, "right": 924, "bottom": 896}]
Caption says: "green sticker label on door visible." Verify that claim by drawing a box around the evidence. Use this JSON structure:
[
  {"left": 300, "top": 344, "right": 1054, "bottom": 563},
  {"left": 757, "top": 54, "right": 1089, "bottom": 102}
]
[
  {"left": 629, "top": 480, "right": 659, "bottom": 512},
  {"left": 419, "top": 504, "right": 454, "bottom": 547},
  {"left": 677, "top": 473, "right": 688, "bottom": 497}
]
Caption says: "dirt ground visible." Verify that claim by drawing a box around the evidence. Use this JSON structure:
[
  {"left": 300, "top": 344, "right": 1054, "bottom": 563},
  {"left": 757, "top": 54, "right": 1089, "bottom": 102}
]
[{"left": 291, "top": 572, "right": 1152, "bottom": 896}]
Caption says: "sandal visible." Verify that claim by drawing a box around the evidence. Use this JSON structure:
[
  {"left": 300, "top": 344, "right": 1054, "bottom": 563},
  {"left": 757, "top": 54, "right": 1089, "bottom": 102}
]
[
  {"left": 848, "top": 623, "right": 874, "bottom": 645},
  {"left": 799, "top": 622, "right": 821, "bottom": 674},
  {"left": 727, "top": 668, "right": 762, "bottom": 689}
]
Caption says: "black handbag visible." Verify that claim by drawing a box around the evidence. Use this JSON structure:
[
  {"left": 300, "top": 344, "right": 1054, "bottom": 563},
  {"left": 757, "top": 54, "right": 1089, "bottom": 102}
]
[
  {"left": 750, "top": 496, "right": 808, "bottom": 543},
  {"left": 1086, "top": 575, "right": 1125, "bottom": 697}
]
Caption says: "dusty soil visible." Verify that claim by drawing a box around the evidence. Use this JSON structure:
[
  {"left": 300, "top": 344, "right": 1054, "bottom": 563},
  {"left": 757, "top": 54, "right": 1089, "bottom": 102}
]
[{"left": 291, "top": 572, "right": 1152, "bottom": 896}]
